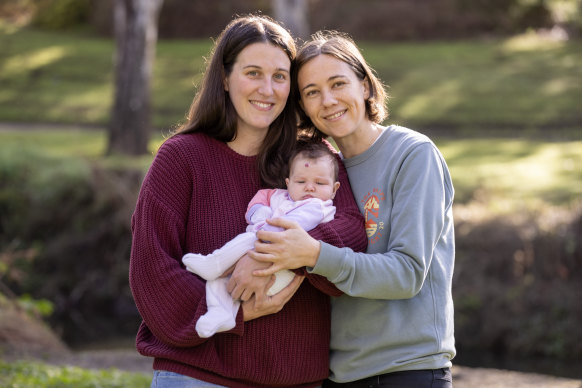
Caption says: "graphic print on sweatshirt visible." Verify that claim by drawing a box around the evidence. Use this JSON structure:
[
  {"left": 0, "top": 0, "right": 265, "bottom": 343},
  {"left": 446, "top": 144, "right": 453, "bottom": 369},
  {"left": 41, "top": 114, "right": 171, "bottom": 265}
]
[{"left": 362, "top": 188, "right": 385, "bottom": 245}]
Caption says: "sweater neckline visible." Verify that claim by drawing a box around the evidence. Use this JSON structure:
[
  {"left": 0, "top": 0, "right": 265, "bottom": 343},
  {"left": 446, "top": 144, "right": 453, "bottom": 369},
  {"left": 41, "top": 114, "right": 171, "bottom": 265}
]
[
  {"left": 342, "top": 125, "right": 393, "bottom": 167},
  {"left": 201, "top": 133, "right": 258, "bottom": 162}
]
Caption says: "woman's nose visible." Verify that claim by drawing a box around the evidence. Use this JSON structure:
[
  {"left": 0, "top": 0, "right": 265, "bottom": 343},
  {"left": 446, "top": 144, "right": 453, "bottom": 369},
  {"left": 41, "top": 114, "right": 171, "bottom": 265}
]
[
  {"left": 259, "top": 78, "right": 274, "bottom": 96},
  {"left": 321, "top": 90, "right": 337, "bottom": 106}
]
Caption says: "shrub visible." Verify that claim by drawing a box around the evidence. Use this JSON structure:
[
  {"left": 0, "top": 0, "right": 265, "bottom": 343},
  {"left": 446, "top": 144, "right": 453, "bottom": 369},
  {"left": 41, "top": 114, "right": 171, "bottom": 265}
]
[
  {"left": 453, "top": 200, "right": 582, "bottom": 358},
  {"left": 32, "top": 0, "right": 90, "bottom": 30},
  {"left": 0, "top": 149, "right": 143, "bottom": 344}
]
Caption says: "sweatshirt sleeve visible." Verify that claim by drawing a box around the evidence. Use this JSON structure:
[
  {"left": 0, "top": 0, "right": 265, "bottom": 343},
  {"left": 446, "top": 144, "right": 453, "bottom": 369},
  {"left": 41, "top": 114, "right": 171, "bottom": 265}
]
[
  {"left": 129, "top": 141, "right": 243, "bottom": 349},
  {"left": 301, "top": 150, "right": 368, "bottom": 296},
  {"left": 310, "top": 143, "right": 453, "bottom": 299}
]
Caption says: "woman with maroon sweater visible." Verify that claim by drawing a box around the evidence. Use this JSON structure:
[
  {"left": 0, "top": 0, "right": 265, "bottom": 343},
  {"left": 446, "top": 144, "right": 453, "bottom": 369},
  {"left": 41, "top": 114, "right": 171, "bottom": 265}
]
[{"left": 129, "top": 15, "right": 367, "bottom": 388}]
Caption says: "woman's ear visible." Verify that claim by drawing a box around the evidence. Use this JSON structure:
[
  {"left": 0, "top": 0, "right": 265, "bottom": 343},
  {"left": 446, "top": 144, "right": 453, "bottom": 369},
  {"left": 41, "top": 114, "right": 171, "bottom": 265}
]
[{"left": 362, "top": 77, "right": 370, "bottom": 100}]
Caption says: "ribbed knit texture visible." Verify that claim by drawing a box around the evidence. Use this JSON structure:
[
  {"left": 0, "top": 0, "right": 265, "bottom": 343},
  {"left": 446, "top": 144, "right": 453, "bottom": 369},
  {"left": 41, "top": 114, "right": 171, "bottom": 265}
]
[{"left": 129, "top": 133, "right": 367, "bottom": 388}]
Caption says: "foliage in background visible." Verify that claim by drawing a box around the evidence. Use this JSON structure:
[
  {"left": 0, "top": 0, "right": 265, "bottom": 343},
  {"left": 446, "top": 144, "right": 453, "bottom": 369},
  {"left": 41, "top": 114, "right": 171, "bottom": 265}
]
[
  {"left": 1, "top": 0, "right": 582, "bottom": 366},
  {"left": 1, "top": 129, "right": 582, "bottom": 359},
  {"left": 454, "top": 200, "right": 582, "bottom": 358},
  {"left": 85, "top": 0, "right": 582, "bottom": 40},
  {"left": 32, "top": 0, "right": 90, "bottom": 30},
  {"left": 0, "top": 27, "right": 581, "bottom": 132},
  {"left": 0, "top": 138, "right": 145, "bottom": 343},
  {"left": 0, "top": 360, "right": 150, "bottom": 388}
]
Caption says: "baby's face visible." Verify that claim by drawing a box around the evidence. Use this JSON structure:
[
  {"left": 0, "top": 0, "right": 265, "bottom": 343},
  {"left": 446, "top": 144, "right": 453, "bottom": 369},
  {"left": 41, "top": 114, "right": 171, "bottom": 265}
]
[{"left": 286, "top": 155, "right": 340, "bottom": 202}]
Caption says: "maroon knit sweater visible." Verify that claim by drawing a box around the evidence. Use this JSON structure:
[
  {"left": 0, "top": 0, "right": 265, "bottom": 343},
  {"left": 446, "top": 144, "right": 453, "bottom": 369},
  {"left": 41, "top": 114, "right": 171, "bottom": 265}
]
[{"left": 129, "top": 133, "right": 367, "bottom": 387}]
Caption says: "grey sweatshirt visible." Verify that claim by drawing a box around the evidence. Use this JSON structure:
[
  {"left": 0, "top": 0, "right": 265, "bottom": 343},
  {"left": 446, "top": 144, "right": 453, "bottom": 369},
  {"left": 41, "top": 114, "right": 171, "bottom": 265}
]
[{"left": 310, "top": 125, "right": 456, "bottom": 382}]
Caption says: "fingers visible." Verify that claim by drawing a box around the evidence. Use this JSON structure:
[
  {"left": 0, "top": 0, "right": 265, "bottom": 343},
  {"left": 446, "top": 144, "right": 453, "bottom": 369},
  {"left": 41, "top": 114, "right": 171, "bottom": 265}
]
[
  {"left": 252, "top": 264, "right": 281, "bottom": 277},
  {"left": 265, "top": 217, "right": 299, "bottom": 229},
  {"left": 247, "top": 248, "right": 275, "bottom": 264},
  {"left": 264, "top": 275, "right": 304, "bottom": 306},
  {"left": 226, "top": 277, "right": 244, "bottom": 300},
  {"left": 241, "top": 275, "right": 305, "bottom": 322},
  {"left": 239, "top": 287, "right": 254, "bottom": 302},
  {"left": 220, "top": 264, "right": 235, "bottom": 278},
  {"left": 254, "top": 275, "right": 304, "bottom": 310}
]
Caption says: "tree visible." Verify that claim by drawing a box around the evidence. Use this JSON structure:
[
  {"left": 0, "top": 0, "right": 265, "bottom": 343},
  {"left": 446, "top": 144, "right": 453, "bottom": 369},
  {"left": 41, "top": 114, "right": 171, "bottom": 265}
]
[
  {"left": 107, "top": 0, "right": 164, "bottom": 156},
  {"left": 272, "top": 0, "right": 309, "bottom": 40}
]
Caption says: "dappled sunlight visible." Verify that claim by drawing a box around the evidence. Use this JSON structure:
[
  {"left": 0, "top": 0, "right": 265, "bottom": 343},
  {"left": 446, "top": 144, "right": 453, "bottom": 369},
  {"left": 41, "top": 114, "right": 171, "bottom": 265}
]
[
  {"left": 398, "top": 78, "right": 463, "bottom": 121},
  {"left": 0, "top": 129, "right": 106, "bottom": 157},
  {"left": 542, "top": 78, "right": 571, "bottom": 96},
  {"left": 501, "top": 29, "right": 567, "bottom": 53},
  {"left": 2, "top": 46, "right": 68, "bottom": 77},
  {"left": 439, "top": 139, "right": 582, "bottom": 207},
  {"left": 53, "top": 84, "right": 113, "bottom": 123}
]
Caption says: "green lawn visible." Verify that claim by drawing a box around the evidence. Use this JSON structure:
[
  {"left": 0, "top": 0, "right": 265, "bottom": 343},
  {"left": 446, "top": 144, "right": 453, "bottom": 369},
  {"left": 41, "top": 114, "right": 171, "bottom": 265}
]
[
  {"left": 436, "top": 138, "right": 582, "bottom": 206},
  {"left": 1, "top": 128, "right": 580, "bottom": 208},
  {"left": 0, "top": 360, "right": 150, "bottom": 388},
  {"left": 1, "top": 26, "right": 581, "bottom": 132},
  {"left": 1, "top": 25, "right": 581, "bottom": 207}
]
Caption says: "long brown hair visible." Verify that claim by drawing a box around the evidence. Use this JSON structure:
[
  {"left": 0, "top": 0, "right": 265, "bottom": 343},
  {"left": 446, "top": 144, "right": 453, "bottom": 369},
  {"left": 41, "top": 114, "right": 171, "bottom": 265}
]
[
  {"left": 294, "top": 31, "right": 388, "bottom": 141},
  {"left": 175, "top": 15, "right": 298, "bottom": 188}
]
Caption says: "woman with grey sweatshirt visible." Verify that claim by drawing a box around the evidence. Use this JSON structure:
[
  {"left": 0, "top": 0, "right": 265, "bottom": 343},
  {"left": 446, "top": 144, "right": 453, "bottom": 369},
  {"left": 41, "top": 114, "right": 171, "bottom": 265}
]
[{"left": 249, "top": 31, "right": 455, "bottom": 388}]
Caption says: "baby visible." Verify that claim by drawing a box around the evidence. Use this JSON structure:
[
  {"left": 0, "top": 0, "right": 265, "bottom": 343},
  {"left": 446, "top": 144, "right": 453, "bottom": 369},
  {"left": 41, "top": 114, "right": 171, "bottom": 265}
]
[{"left": 183, "top": 140, "right": 340, "bottom": 337}]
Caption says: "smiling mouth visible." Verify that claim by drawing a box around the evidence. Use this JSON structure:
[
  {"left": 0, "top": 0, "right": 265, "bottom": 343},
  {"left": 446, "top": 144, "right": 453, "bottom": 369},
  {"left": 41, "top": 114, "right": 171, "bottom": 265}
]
[
  {"left": 325, "top": 110, "right": 346, "bottom": 120},
  {"left": 251, "top": 101, "right": 274, "bottom": 110}
]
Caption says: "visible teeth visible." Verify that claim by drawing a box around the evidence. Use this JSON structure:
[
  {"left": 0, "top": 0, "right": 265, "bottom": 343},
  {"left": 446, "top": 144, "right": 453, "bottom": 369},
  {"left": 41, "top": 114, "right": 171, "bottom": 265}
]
[
  {"left": 327, "top": 111, "right": 344, "bottom": 120},
  {"left": 252, "top": 101, "right": 272, "bottom": 109}
]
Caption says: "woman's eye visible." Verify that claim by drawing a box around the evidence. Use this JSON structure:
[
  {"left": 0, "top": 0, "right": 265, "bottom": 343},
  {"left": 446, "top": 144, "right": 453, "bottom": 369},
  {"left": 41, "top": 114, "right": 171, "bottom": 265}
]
[
  {"left": 274, "top": 73, "right": 287, "bottom": 81},
  {"left": 247, "top": 70, "right": 259, "bottom": 77},
  {"left": 304, "top": 90, "right": 318, "bottom": 97},
  {"left": 332, "top": 81, "right": 345, "bottom": 88}
]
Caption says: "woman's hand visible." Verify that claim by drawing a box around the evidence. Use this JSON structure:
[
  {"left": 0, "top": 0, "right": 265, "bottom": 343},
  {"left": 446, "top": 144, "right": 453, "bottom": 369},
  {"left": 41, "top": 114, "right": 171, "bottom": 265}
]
[
  {"left": 241, "top": 274, "right": 304, "bottom": 321},
  {"left": 250, "top": 218, "right": 321, "bottom": 277},
  {"left": 226, "top": 253, "right": 275, "bottom": 301}
]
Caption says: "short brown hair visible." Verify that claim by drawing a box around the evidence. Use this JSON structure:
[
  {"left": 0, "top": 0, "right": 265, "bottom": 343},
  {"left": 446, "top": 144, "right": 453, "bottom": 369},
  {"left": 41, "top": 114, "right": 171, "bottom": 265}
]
[{"left": 293, "top": 31, "right": 388, "bottom": 141}]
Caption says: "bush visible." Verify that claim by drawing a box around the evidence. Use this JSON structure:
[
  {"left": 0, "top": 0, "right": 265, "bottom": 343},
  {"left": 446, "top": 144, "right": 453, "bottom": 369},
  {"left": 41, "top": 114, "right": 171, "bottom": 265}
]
[
  {"left": 2, "top": 145, "right": 582, "bottom": 359},
  {"left": 453, "top": 200, "right": 582, "bottom": 358},
  {"left": 0, "top": 149, "right": 143, "bottom": 344},
  {"left": 32, "top": 0, "right": 90, "bottom": 30}
]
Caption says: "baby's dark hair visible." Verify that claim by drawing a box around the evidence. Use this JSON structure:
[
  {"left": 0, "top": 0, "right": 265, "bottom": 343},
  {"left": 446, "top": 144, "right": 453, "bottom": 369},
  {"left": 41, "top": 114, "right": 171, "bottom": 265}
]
[{"left": 288, "top": 138, "right": 339, "bottom": 181}]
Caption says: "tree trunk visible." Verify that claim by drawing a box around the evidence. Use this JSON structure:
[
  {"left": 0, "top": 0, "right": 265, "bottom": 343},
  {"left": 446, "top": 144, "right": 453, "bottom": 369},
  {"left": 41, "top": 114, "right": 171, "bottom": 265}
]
[
  {"left": 272, "top": 0, "right": 310, "bottom": 40},
  {"left": 107, "top": 0, "right": 163, "bottom": 156}
]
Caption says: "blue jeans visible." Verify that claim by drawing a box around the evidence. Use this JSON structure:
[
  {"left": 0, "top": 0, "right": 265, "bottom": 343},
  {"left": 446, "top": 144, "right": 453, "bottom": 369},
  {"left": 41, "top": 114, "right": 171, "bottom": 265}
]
[
  {"left": 151, "top": 371, "right": 227, "bottom": 388},
  {"left": 151, "top": 370, "right": 321, "bottom": 388},
  {"left": 322, "top": 368, "right": 452, "bottom": 388}
]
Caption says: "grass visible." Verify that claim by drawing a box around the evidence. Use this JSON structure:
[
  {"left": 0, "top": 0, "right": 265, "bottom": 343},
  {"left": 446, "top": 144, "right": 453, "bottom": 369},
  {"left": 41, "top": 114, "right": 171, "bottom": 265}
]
[
  {"left": 1, "top": 26, "right": 581, "bottom": 131},
  {"left": 0, "top": 125, "right": 165, "bottom": 170},
  {"left": 362, "top": 33, "right": 582, "bottom": 129},
  {"left": 1, "top": 127, "right": 580, "bottom": 209},
  {"left": 0, "top": 360, "right": 150, "bottom": 388},
  {"left": 435, "top": 138, "right": 582, "bottom": 207}
]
